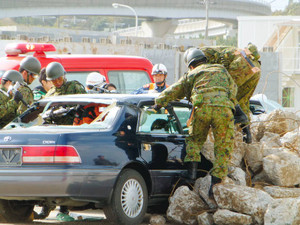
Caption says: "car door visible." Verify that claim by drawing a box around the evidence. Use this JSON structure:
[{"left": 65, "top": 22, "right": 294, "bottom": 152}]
[{"left": 137, "top": 101, "right": 192, "bottom": 196}]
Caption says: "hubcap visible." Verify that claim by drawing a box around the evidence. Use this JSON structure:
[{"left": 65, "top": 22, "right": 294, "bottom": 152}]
[{"left": 121, "top": 178, "right": 144, "bottom": 218}]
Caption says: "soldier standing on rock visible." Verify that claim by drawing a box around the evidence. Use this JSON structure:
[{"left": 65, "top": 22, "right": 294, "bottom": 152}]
[
  {"left": 154, "top": 48, "right": 241, "bottom": 198},
  {"left": 199, "top": 43, "right": 261, "bottom": 143}
]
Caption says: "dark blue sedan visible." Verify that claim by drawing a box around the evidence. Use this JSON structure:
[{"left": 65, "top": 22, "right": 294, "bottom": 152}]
[{"left": 0, "top": 93, "right": 211, "bottom": 224}]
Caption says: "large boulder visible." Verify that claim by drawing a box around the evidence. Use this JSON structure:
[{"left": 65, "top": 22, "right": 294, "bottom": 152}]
[
  {"left": 264, "top": 198, "right": 300, "bottom": 225},
  {"left": 260, "top": 110, "right": 300, "bottom": 137},
  {"left": 280, "top": 127, "right": 300, "bottom": 150},
  {"left": 197, "top": 212, "right": 214, "bottom": 225},
  {"left": 213, "top": 184, "right": 273, "bottom": 224},
  {"left": 263, "top": 150, "right": 300, "bottom": 186},
  {"left": 167, "top": 186, "right": 208, "bottom": 225},
  {"left": 244, "top": 143, "right": 263, "bottom": 173},
  {"left": 263, "top": 186, "right": 300, "bottom": 198},
  {"left": 228, "top": 167, "right": 246, "bottom": 186},
  {"left": 213, "top": 209, "right": 253, "bottom": 225}
]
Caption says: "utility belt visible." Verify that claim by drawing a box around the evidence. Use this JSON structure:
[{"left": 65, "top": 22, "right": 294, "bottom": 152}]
[{"left": 202, "top": 91, "right": 228, "bottom": 98}]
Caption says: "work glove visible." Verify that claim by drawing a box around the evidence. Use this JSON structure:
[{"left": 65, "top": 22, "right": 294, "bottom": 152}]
[
  {"left": 152, "top": 104, "right": 162, "bottom": 112},
  {"left": 234, "top": 104, "right": 249, "bottom": 124},
  {"left": 13, "top": 90, "right": 24, "bottom": 104},
  {"left": 242, "top": 125, "right": 252, "bottom": 144}
]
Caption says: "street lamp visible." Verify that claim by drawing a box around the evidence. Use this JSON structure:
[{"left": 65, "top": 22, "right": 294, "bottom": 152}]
[{"left": 112, "top": 3, "right": 138, "bottom": 37}]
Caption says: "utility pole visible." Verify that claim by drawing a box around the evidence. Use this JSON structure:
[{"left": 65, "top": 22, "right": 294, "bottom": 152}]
[{"left": 204, "top": 0, "right": 209, "bottom": 40}]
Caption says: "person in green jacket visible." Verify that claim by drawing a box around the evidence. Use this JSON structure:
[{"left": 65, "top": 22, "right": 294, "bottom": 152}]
[{"left": 154, "top": 48, "right": 239, "bottom": 198}]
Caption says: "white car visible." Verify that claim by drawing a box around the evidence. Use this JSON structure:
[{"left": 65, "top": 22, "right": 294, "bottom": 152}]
[{"left": 250, "top": 94, "right": 283, "bottom": 115}]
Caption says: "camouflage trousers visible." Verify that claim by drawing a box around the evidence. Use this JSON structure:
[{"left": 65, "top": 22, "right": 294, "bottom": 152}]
[
  {"left": 237, "top": 64, "right": 261, "bottom": 122},
  {"left": 185, "top": 105, "right": 234, "bottom": 179}
]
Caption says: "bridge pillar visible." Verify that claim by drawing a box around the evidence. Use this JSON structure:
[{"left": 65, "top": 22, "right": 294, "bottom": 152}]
[{"left": 141, "top": 19, "right": 178, "bottom": 38}]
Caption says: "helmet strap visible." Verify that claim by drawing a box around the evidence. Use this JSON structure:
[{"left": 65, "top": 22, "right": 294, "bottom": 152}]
[
  {"left": 26, "top": 71, "right": 30, "bottom": 84},
  {"left": 156, "top": 79, "right": 165, "bottom": 86}
]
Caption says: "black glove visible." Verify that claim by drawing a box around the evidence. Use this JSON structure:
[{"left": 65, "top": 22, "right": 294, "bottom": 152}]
[
  {"left": 234, "top": 104, "right": 249, "bottom": 124},
  {"left": 242, "top": 125, "right": 252, "bottom": 144},
  {"left": 153, "top": 104, "right": 162, "bottom": 112},
  {"left": 13, "top": 90, "right": 24, "bottom": 104}
]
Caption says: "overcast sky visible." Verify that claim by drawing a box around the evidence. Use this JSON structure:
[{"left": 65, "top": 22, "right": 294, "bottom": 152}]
[{"left": 270, "top": 0, "right": 289, "bottom": 11}]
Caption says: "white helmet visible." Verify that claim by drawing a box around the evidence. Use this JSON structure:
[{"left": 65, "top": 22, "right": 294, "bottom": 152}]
[
  {"left": 151, "top": 63, "right": 167, "bottom": 75},
  {"left": 86, "top": 72, "right": 106, "bottom": 86}
]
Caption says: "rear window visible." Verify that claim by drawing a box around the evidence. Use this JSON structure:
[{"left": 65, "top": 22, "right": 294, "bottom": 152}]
[{"left": 107, "top": 70, "right": 151, "bottom": 94}]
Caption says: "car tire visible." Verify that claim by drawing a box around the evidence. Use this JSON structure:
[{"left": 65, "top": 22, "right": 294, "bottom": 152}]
[
  {"left": 104, "top": 169, "right": 148, "bottom": 225},
  {"left": 0, "top": 200, "right": 34, "bottom": 222}
]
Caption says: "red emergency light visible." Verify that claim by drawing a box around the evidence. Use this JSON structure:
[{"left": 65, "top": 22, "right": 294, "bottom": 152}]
[{"left": 5, "top": 43, "right": 56, "bottom": 57}]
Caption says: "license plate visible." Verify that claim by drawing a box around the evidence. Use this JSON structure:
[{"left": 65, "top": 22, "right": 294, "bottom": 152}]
[{"left": 0, "top": 148, "right": 22, "bottom": 166}]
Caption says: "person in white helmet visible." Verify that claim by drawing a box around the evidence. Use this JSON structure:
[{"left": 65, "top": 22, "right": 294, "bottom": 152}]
[
  {"left": 132, "top": 63, "right": 169, "bottom": 94},
  {"left": 85, "top": 72, "right": 107, "bottom": 93}
]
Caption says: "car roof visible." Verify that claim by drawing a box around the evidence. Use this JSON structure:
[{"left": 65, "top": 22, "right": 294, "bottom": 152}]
[
  {"left": 39, "top": 93, "right": 158, "bottom": 105},
  {"left": 38, "top": 93, "right": 190, "bottom": 106}
]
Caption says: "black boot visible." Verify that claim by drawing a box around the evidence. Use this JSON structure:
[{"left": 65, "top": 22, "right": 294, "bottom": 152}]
[
  {"left": 181, "top": 162, "right": 198, "bottom": 181},
  {"left": 242, "top": 125, "right": 252, "bottom": 144},
  {"left": 187, "top": 162, "right": 198, "bottom": 180},
  {"left": 208, "top": 175, "right": 222, "bottom": 198},
  {"left": 233, "top": 104, "right": 248, "bottom": 124}
]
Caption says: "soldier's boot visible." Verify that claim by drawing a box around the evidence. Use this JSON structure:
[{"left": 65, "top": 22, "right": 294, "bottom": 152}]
[
  {"left": 242, "top": 125, "right": 252, "bottom": 144},
  {"left": 233, "top": 104, "right": 248, "bottom": 124},
  {"left": 187, "top": 162, "right": 198, "bottom": 180},
  {"left": 208, "top": 175, "right": 222, "bottom": 199},
  {"left": 181, "top": 162, "right": 198, "bottom": 182}
]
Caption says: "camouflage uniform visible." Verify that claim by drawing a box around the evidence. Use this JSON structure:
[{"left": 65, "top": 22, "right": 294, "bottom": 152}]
[
  {"left": 44, "top": 80, "right": 86, "bottom": 125},
  {"left": 200, "top": 43, "right": 261, "bottom": 120},
  {"left": 155, "top": 64, "right": 237, "bottom": 179},
  {"left": 17, "top": 84, "right": 34, "bottom": 116},
  {"left": 45, "top": 80, "right": 86, "bottom": 97},
  {"left": 0, "top": 86, "right": 18, "bottom": 128}
]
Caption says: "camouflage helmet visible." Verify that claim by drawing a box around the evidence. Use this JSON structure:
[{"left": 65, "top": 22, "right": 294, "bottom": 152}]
[
  {"left": 185, "top": 48, "right": 207, "bottom": 67},
  {"left": 2, "top": 70, "right": 24, "bottom": 84},
  {"left": 46, "top": 62, "right": 66, "bottom": 81},
  {"left": 19, "top": 56, "right": 41, "bottom": 75},
  {"left": 183, "top": 48, "right": 197, "bottom": 65}
]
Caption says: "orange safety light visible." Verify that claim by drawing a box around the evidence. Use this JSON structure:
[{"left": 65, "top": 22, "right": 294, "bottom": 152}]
[{"left": 5, "top": 43, "right": 56, "bottom": 57}]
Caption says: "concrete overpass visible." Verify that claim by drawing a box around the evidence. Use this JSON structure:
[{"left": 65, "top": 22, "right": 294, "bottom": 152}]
[{"left": 0, "top": 0, "right": 271, "bottom": 37}]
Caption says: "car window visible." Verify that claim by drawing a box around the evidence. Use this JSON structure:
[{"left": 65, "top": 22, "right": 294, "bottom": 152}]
[
  {"left": 250, "top": 101, "right": 265, "bottom": 115},
  {"left": 89, "top": 102, "right": 120, "bottom": 129},
  {"left": 107, "top": 70, "right": 151, "bottom": 94},
  {"left": 173, "top": 106, "right": 191, "bottom": 134},
  {"left": 138, "top": 106, "right": 180, "bottom": 134},
  {"left": 66, "top": 71, "right": 97, "bottom": 86}
]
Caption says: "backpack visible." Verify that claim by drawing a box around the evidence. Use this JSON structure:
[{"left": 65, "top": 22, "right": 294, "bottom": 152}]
[{"left": 200, "top": 43, "right": 261, "bottom": 87}]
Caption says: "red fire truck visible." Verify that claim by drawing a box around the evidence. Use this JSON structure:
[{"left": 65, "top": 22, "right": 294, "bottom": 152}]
[{"left": 0, "top": 43, "right": 154, "bottom": 93}]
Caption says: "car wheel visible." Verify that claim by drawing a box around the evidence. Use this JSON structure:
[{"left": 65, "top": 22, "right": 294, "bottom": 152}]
[
  {"left": 104, "top": 169, "right": 148, "bottom": 225},
  {"left": 0, "top": 200, "right": 34, "bottom": 222}
]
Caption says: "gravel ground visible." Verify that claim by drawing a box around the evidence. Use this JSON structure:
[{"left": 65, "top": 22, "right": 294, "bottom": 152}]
[{"left": 0, "top": 207, "right": 178, "bottom": 225}]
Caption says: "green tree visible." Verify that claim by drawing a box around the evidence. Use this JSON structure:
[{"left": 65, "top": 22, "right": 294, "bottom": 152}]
[{"left": 215, "top": 35, "right": 237, "bottom": 47}]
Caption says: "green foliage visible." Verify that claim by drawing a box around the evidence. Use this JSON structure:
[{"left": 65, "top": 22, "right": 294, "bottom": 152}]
[
  {"left": 272, "top": 2, "right": 300, "bottom": 15},
  {"left": 11, "top": 15, "right": 136, "bottom": 31},
  {"left": 215, "top": 35, "right": 237, "bottom": 47}
]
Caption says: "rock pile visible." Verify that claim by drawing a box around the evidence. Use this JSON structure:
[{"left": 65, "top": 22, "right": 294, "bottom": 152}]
[{"left": 165, "top": 110, "right": 300, "bottom": 225}]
